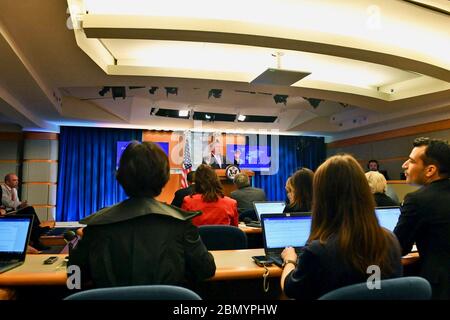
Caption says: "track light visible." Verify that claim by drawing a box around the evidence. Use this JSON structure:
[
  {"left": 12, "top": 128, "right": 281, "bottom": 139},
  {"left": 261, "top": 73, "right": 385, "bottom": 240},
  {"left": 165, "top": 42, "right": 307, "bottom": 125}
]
[
  {"left": 98, "top": 86, "right": 110, "bottom": 96},
  {"left": 303, "top": 97, "right": 322, "bottom": 109},
  {"left": 165, "top": 87, "right": 178, "bottom": 97},
  {"left": 273, "top": 94, "right": 288, "bottom": 105},
  {"left": 111, "top": 86, "right": 126, "bottom": 100},
  {"left": 237, "top": 114, "right": 246, "bottom": 121},
  {"left": 208, "top": 89, "right": 222, "bottom": 99},
  {"left": 149, "top": 86, "right": 159, "bottom": 94}
]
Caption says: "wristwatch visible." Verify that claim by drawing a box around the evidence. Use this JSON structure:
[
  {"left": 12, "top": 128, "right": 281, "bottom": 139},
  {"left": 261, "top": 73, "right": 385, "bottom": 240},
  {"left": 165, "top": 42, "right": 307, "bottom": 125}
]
[{"left": 282, "top": 259, "right": 297, "bottom": 268}]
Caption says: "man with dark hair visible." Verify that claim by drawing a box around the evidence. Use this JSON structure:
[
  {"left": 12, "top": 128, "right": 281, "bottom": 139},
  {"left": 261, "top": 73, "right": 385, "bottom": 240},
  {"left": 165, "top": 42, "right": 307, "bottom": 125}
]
[
  {"left": 171, "top": 171, "right": 196, "bottom": 208},
  {"left": 69, "top": 141, "right": 215, "bottom": 288},
  {"left": 230, "top": 172, "right": 266, "bottom": 215},
  {"left": 367, "top": 159, "right": 379, "bottom": 171},
  {"left": 394, "top": 137, "right": 450, "bottom": 299}
]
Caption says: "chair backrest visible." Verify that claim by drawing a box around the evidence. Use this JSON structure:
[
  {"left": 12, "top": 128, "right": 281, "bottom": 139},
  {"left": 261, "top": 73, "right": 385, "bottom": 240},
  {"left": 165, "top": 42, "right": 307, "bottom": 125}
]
[
  {"left": 198, "top": 225, "right": 248, "bottom": 250},
  {"left": 64, "top": 285, "right": 202, "bottom": 300},
  {"left": 239, "top": 209, "right": 257, "bottom": 221},
  {"left": 318, "top": 276, "right": 432, "bottom": 300}
]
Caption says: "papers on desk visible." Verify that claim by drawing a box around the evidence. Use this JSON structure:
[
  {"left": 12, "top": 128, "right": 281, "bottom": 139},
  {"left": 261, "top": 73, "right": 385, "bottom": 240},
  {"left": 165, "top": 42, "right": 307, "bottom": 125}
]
[{"left": 54, "top": 221, "right": 86, "bottom": 228}]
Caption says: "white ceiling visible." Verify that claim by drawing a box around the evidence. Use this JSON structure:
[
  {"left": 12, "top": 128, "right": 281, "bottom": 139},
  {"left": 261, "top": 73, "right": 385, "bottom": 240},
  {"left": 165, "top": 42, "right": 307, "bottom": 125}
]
[{"left": 0, "top": 0, "right": 449, "bottom": 140}]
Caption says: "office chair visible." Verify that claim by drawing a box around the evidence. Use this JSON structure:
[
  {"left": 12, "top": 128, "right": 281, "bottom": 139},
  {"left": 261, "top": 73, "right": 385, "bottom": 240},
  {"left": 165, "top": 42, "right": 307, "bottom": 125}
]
[
  {"left": 239, "top": 209, "right": 258, "bottom": 221},
  {"left": 198, "top": 225, "right": 248, "bottom": 250},
  {"left": 318, "top": 276, "right": 432, "bottom": 300},
  {"left": 64, "top": 285, "right": 202, "bottom": 300}
]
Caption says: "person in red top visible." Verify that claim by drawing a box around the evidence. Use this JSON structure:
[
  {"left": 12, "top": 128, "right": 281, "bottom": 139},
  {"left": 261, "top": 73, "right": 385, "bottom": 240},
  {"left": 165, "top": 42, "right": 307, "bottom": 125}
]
[{"left": 182, "top": 164, "right": 238, "bottom": 227}]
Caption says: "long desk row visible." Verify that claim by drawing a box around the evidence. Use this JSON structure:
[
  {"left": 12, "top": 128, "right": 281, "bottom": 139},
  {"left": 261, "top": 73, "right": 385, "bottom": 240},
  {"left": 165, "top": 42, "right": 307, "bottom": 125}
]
[{"left": 0, "top": 249, "right": 419, "bottom": 287}]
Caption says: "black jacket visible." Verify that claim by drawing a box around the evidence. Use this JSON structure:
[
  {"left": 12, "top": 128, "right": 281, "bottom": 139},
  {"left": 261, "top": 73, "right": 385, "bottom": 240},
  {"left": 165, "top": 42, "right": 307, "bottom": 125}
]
[
  {"left": 394, "top": 178, "right": 450, "bottom": 300},
  {"left": 374, "top": 193, "right": 398, "bottom": 207},
  {"left": 171, "top": 184, "right": 195, "bottom": 208},
  {"left": 69, "top": 197, "right": 216, "bottom": 288},
  {"left": 284, "top": 232, "right": 403, "bottom": 300}
]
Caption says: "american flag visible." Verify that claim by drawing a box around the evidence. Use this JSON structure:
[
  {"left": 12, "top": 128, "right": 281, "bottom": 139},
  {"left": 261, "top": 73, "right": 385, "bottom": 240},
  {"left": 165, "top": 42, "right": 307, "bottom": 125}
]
[{"left": 181, "top": 131, "right": 192, "bottom": 188}]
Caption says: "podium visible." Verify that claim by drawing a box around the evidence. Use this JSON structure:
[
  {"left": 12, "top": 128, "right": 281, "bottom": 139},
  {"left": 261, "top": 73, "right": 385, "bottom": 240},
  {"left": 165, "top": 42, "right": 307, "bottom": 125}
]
[{"left": 215, "top": 169, "right": 255, "bottom": 197}]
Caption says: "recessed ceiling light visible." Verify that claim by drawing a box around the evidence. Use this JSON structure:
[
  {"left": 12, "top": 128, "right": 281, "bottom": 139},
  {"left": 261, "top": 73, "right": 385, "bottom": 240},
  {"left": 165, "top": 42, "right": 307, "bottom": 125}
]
[{"left": 179, "top": 110, "right": 189, "bottom": 117}]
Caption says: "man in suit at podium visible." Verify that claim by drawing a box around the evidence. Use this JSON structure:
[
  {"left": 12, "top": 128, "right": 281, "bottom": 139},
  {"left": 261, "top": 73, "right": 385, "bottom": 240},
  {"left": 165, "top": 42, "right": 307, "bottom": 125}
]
[{"left": 202, "top": 141, "right": 227, "bottom": 169}]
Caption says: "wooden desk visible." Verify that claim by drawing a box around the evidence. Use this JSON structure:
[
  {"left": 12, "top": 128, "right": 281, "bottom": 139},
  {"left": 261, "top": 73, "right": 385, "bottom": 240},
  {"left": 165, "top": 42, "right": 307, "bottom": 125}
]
[
  {"left": 0, "top": 250, "right": 420, "bottom": 287},
  {"left": 0, "top": 254, "right": 67, "bottom": 286}
]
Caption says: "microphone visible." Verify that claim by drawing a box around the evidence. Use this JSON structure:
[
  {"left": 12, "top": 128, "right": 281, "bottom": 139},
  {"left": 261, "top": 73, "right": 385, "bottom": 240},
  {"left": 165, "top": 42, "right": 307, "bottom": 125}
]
[{"left": 63, "top": 230, "right": 77, "bottom": 259}]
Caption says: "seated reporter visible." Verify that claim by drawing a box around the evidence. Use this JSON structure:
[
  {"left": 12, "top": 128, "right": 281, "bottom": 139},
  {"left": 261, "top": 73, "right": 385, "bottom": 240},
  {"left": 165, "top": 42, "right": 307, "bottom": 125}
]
[
  {"left": 365, "top": 171, "right": 398, "bottom": 207},
  {"left": 283, "top": 168, "right": 314, "bottom": 213},
  {"left": 182, "top": 164, "right": 239, "bottom": 227},
  {"left": 281, "top": 154, "right": 402, "bottom": 300},
  {"left": 69, "top": 141, "right": 216, "bottom": 288}
]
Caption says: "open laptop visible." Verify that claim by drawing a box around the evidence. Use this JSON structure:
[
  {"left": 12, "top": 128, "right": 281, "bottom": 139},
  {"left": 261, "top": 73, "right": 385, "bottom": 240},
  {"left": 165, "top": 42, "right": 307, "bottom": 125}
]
[
  {"left": 375, "top": 206, "right": 401, "bottom": 232},
  {"left": 260, "top": 213, "right": 312, "bottom": 267},
  {"left": 248, "top": 201, "right": 286, "bottom": 227},
  {"left": 0, "top": 215, "right": 34, "bottom": 274}
]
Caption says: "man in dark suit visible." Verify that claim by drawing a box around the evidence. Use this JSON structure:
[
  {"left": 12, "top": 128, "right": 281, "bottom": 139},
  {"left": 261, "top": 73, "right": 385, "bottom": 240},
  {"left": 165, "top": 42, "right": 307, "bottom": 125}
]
[
  {"left": 202, "top": 141, "right": 227, "bottom": 169},
  {"left": 171, "top": 171, "right": 195, "bottom": 208},
  {"left": 394, "top": 137, "right": 450, "bottom": 299},
  {"left": 230, "top": 172, "right": 266, "bottom": 216}
]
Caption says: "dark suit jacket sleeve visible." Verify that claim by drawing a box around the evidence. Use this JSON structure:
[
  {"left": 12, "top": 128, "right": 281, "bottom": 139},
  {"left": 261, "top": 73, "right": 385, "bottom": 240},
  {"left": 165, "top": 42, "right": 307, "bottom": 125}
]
[
  {"left": 68, "top": 227, "right": 92, "bottom": 285},
  {"left": 394, "top": 193, "right": 422, "bottom": 255},
  {"left": 283, "top": 248, "right": 322, "bottom": 299},
  {"left": 171, "top": 190, "right": 183, "bottom": 208},
  {"left": 183, "top": 223, "right": 216, "bottom": 281}
]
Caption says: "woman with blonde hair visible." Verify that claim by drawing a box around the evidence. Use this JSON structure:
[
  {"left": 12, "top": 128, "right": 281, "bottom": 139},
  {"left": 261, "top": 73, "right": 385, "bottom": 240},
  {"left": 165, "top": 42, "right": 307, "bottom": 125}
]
[
  {"left": 280, "top": 154, "right": 402, "bottom": 299},
  {"left": 365, "top": 171, "right": 398, "bottom": 207}
]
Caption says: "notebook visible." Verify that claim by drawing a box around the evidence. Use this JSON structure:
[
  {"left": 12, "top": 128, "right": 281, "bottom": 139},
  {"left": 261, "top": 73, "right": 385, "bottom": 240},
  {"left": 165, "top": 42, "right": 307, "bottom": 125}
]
[
  {"left": 375, "top": 206, "right": 401, "bottom": 232},
  {"left": 253, "top": 201, "right": 286, "bottom": 222},
  {"left": 260, "top": 213, "right": 312, "bottom": 267},
  {"left": 0, "top": 215, "right": 34, "bottom": 274}
]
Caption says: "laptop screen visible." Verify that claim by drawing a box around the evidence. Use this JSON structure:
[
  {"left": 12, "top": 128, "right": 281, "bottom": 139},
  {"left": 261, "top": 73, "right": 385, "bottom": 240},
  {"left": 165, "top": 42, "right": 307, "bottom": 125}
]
[
  {"left": 261, "top": 214, "right": 312, "bottom": 250},
  {"left": 375, "top": 207, "right": 401, "bottom": 231},
  {"left": 253, "top": 202, "right": 286, "bottom": 221},
  {"left": 0, "top": 216, "right": 33, "bottom": 255}
]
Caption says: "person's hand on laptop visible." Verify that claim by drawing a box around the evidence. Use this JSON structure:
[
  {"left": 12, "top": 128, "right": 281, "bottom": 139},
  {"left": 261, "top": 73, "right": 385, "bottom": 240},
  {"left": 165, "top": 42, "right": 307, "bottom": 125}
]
[{"left": 281, "top": 247, "right": 298, "bottom": 265}]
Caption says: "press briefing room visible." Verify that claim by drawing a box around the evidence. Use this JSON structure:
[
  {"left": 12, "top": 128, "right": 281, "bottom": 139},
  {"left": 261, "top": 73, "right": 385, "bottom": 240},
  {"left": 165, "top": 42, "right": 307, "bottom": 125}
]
[{"left": 0, "top": 0, "right": 449, "bottom": 310}]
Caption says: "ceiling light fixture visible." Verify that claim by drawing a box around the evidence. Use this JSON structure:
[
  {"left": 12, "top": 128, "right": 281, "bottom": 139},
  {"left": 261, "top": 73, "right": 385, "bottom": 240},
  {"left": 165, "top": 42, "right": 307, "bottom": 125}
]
[
  {"left": 303, "top": 97, "right": 322, "bottom": 109},
  {"left": 98, "top": 86, "right": 110, "bottom": 96},
  {"left": 273, "top": 94, "right": 288, "bottom": 105},
  {"left": 149, "top": 86, "right": 159, "bottom": 94},
  {"left": 237, "top": 114, "right": 246, "bottom": 121},
  {"left": 111, "top": 86, "right": 126, "bottom": 100},
  {"left": 165, "top": 87, "right": 178, "bottom": 97},
  {"left": 178, "top": 109, "right": 189, "bottom": 117},
  {"left": 208, "top": 89, "right": 222, "bottom": 99}
]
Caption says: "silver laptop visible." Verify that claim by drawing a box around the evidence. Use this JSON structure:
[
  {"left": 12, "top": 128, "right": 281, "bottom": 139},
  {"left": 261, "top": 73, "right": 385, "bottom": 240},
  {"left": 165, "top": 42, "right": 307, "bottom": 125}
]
[
  {"left": 0, "top": 215, "right": 34, "bottom": 274},
  {"left": 260, "top": 213, "right": 312, "bottom": 267},
  {"left": 253, "top": 201, "right": 286, "bottom": 222},
  {"left": 375, "top": 206, "right": 401, "bottom": 232}
]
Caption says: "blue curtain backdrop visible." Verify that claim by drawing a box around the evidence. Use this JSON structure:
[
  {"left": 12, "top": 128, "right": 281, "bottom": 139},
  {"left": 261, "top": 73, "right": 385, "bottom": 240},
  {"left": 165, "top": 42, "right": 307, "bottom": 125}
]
[
  {"left": 56, "top": 126, "right": 142, "bottom": 221},
  {"left": 253, "top": 135, "right": 326, "bottom": 201}
]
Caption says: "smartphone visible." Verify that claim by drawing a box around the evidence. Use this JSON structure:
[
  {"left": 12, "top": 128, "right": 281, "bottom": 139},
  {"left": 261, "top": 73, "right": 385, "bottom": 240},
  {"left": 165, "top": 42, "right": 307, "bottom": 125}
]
[
  {"left": 43, "top": 256, "right": 58, "bottom": 265},
  {"left": 252, "top": 255, "right": 273, "bottom": 267}
]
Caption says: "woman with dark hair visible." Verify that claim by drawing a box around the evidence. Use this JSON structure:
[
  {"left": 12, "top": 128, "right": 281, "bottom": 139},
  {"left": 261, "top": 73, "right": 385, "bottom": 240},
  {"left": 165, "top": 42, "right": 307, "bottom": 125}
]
[
  {"left": 69, "top": 141, "right": 215, "bottom": 288},
  {"left": 280, "top": 154, "right": 402, "bottom": 299},
  {"left": 182, "top": 164, "right": 238, "bottom": 226},
  {"left": 283, "top": 168, "right": 314, "bottom": 213}
]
